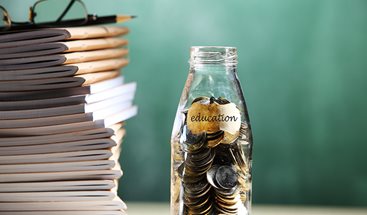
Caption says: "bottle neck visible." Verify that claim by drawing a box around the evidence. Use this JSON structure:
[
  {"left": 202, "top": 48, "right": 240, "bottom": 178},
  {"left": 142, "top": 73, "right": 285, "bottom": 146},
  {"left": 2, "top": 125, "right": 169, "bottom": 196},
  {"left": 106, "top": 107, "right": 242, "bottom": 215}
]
[
  {"left": 182, "top": 46, "right": 243, "bottom": 109},
  {"left": 190, "top": 63, "right": 237, "bottom": 73},
  {"left": 189, "top": 46, "right": 238, "bottom": 77},
  {"left": 189, "top": 46, "right": 238, "bottom": 66},
  {"left": 186, "top": 63, "right": 241, "bottom": 107}
]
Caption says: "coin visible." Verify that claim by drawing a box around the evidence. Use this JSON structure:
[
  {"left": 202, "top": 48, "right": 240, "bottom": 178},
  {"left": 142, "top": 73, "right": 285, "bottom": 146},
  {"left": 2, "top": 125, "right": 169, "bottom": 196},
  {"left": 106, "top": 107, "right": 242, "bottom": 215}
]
[
  {"left": 184, "top": 126, "right": 206, "bottom": 153},
  {"left": 187, "top": 195, "right": 213, "bottom": 215},
  {"left": 215, "top": 191, "right": 239, "bottom": 206},
  {"left": 184, "top": 180, "right": 213, "bottom": 214},
  {"left": 213, "top": 145, "right": 233, "bottom": 165},
  {"left": 186, "top": 147, "right": 211, "bottom": 162},
  {"left": 215, "top": 97, "right": 230, "bottom": 105},
  {"left": 184, "top": 182, "right": 211, "bottom": 199},
  {"left": 229, "top": 142, "right": 249, "bottom": 175},
  {"left": 185, "top": 127, "right": 206, "bottom": 145},
  {"left": 215, "top": 165, "right": 238, "bottom": 190},
  {"left": 192, "top": 96, "right": 208, "bottom": 104},
  {"left": 176, "top": 96, "right": 251, "bottom": 214},
  {"left": 207, "top": 131, "right": 224, "bottom": 148},
  {"left": 184, "top": 180, "right": 210, "bottom": 196},
  {"left": 221, "top": 131, "right": 240, "bottom": 144},
  {"left": 206, "top": 164, "right": 220, "bottom": 189},
  {"left": 183, "top": 172, "right": 205, "bottom": 183}
]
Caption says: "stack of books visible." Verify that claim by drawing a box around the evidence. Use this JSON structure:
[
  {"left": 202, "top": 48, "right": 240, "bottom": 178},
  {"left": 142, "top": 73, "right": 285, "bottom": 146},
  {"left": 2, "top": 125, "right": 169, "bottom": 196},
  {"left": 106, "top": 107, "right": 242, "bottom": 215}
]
[{"left": 0, "top": 26, "right": 137, "bottom": 215}]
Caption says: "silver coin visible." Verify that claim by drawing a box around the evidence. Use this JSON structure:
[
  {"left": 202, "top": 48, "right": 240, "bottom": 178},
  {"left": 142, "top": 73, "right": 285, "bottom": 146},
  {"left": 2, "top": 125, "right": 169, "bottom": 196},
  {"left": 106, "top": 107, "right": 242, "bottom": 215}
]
[{"left": 215, "top": 165, "right": 238, "bottom": 190}]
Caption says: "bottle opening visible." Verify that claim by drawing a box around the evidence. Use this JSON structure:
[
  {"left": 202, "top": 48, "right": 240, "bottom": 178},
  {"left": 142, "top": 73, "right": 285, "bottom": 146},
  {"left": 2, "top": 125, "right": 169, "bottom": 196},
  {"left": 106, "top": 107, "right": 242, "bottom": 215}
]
[{"left": 190, "top": 46, "right": 237, "bottom": 65}]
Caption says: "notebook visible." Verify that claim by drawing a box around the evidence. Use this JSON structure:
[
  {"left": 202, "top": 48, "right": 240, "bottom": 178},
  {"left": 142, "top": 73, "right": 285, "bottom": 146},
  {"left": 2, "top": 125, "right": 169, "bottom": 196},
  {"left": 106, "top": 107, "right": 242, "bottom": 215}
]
[
  {"left": 0, "top": 106, "right": 137, "bottom": 136},
  {"left": 0, "top": 150, "right": 114, "bottom": 164},
  {"left": 0, "top": 100, "right": 134, "bottom": 128},
  {"left": 0, "top": 191, "right": 117, "bottom": 202},
  {"left": 0, "top": 138, "right": 119, "bottom": 156},
  {"left": 0, "top": 76, "right": 126, "bottom": 101},
  {"left": 0, "top": 92, "right": 136, "bottom": 120},
  {"left": 0, "top": 48, "right": 128, "bottom": 70},
  {"left": 0, "top": 81, "right": 136, "bottom": 112},
  {"left": 0, "top": 198, "right": 127, "bottom": 211},
  {"left": 0, "top": 160, "right": 117, "bottom": 174},
  {"left": 0, "top": 180, "right": 116, "bottom": 192},
  {"left": 0, "top": 169, "right": 123, "bottom": 183},
  {"left": 0, "top": 38, "right": 128, "bottom": 59},
  {"left": 0, "top": 58, "right": 128, "bottom": 80},
  {"left": 0, "top": 71, "right": 122, "bottom": 91},
  {"left": 0, "top": 212, "right": 127, "bottom": 215},
  {"left": 0, "top": 125, "right": 122, "bottom": 147},
  {"left": 0, "top": 26, "right": 129, "bottom": 48}
]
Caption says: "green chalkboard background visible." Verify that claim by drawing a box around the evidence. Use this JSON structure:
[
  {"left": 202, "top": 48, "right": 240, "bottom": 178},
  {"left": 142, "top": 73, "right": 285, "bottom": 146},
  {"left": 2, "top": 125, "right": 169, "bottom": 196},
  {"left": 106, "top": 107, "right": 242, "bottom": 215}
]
[{"left": 2, "top": 0, "right": 367, "bottom": 206}]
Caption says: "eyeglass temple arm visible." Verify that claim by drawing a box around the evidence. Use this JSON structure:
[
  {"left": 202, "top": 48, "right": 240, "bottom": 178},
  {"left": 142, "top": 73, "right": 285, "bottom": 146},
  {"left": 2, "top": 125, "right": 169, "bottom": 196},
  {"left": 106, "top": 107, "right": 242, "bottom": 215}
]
[{"left": 56, "top": 0, "right": 76, "bottom": 22}]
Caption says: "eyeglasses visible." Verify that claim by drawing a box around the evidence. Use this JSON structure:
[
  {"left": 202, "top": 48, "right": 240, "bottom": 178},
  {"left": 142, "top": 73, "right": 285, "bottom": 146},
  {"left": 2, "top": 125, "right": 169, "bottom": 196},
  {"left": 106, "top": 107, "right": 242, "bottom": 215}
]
[{"left": 1, "top": 0, "right": 92, "bottom": 30}]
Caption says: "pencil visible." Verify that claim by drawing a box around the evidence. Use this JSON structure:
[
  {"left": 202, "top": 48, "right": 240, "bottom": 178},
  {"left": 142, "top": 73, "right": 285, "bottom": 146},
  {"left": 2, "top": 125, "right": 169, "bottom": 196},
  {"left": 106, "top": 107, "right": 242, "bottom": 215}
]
[{"left": 0, "top": 15, "right": 137, "bottom": 31}]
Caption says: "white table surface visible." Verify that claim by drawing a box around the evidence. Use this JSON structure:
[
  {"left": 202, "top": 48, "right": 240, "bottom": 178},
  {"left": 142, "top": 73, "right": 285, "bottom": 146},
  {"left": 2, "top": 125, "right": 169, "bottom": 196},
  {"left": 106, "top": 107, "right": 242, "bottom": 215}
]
[{"left": 126, "top": 202, "right": 367, "bottom": 215}]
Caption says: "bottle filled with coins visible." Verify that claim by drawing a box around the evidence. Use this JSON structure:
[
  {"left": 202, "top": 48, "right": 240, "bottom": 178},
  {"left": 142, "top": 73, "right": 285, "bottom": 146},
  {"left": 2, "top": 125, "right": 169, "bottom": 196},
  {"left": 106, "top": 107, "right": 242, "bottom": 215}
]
[{"left": 170, "top": 46, "right": 253, "bottom": 215}]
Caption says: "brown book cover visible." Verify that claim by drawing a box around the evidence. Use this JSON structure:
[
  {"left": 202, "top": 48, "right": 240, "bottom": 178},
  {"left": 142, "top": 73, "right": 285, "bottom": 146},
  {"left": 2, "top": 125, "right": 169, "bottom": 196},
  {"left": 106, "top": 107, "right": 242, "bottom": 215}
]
[
  {"left": 0, "top": 26, "right": 129, "bottom": 48},
  {"left": 0, "top": 38, "right": 128, "bottom": 59},
  {"left": 0, "top": 58, "right": 128, "bottom": 80},
  {"left": 0, "top": 48, "right": 128, "bottom": 70}
]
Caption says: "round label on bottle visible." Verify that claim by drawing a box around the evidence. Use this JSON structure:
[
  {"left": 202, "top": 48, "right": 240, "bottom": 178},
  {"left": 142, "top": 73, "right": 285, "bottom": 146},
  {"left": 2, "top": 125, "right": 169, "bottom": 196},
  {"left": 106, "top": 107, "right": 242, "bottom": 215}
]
[{"left": 186, "top": 97, "right": 241, "bottom": 146}]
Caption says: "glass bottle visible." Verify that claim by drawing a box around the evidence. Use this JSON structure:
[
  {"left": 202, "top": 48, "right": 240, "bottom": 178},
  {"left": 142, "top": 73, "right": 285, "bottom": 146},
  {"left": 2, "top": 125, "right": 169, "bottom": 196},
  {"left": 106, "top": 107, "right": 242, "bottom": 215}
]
[{"left": 170, "top": 46, "right": 253, "bottom": 215}]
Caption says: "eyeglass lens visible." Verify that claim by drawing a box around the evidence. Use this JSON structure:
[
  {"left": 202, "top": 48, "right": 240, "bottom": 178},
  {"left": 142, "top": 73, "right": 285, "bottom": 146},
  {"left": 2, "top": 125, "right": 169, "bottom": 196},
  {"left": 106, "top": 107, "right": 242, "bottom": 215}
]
[
  {"left": 0, "top": 7, "right": 10, "bottom": 28},
  {"left": 32, "top": 0, "right": 88, "bottom": 25}
]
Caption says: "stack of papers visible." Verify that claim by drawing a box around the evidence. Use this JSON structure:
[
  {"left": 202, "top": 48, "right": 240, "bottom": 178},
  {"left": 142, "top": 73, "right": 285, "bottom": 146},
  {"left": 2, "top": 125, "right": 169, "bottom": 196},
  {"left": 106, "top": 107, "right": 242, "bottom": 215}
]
[{"left": 0, "top": 25, "right": 137, "bottom": 215}]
